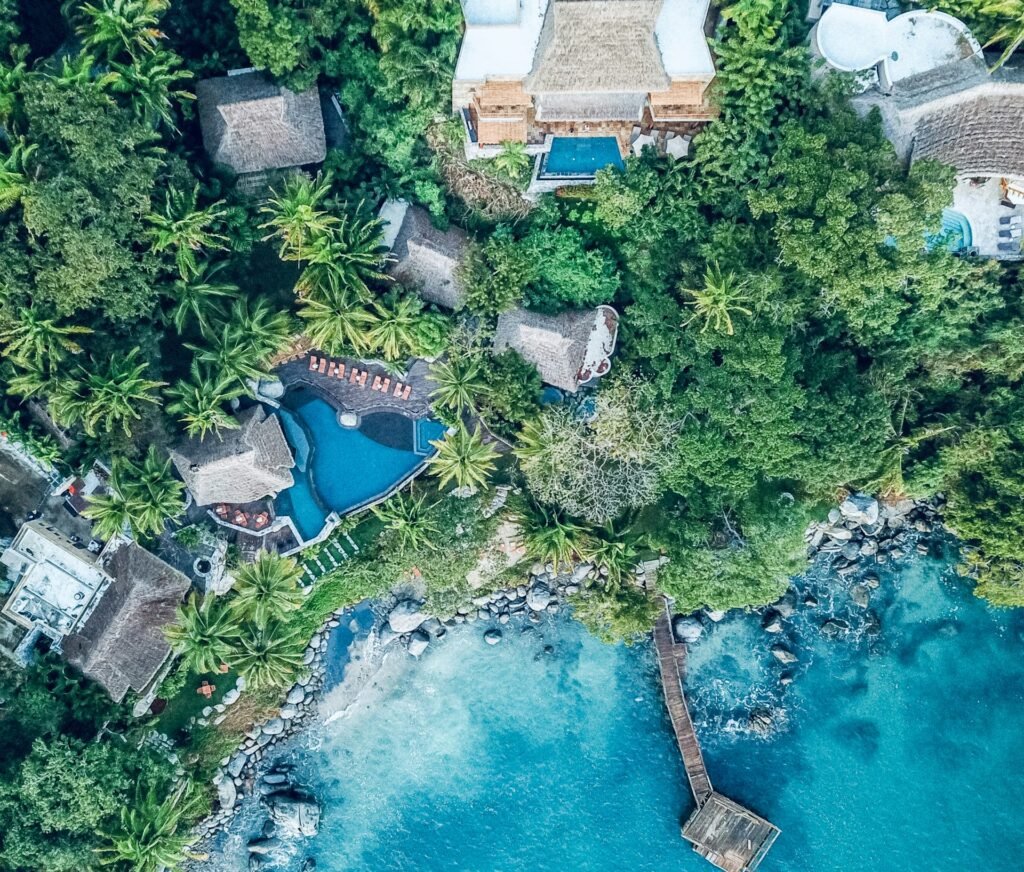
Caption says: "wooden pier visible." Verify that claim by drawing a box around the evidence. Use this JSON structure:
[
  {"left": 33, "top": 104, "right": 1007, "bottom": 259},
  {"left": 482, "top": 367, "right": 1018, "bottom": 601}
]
[{"left": 653, "top": 604, "right": 780, "bottom": 872}]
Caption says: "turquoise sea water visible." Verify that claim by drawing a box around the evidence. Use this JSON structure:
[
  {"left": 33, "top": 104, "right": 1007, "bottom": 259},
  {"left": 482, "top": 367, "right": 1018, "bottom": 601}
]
[{"left": 215, "top": 550, "right": 1024, "bottom": 871}]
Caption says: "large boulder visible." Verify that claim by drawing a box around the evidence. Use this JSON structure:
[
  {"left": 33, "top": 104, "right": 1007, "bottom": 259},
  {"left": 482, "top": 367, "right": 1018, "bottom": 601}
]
[
  {"left": 770, "top": 644, "right": 798, "bottom": 665},
  {"left": 407, "top": 629, "right": 430, "bottom": 657},
  {"left": 267, "top": 792, "right": 321, "bottom": 837},
  {"left": 526, "top": 584, "right": 552, "bottom": 612},
  {"left": 388, "top": 601, "right": 428, "bottom": 634},
  {"left": 839, "top": 494, "right": 880, "bottom": 527},
  {"left": 216, "top": 776, "right": 237, "bottom": 811},
  {"left": 484, "top": 628, "right": 502, "bottom": 645},
  {"left": 672, "top": 615, "right": 703, "bottom": 644}
]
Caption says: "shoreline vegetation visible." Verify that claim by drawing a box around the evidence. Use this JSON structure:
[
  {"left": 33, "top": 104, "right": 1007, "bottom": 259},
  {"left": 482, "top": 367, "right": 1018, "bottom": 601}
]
[{"left": 0, "top": 0, "right": 1022, "bottom": 870}]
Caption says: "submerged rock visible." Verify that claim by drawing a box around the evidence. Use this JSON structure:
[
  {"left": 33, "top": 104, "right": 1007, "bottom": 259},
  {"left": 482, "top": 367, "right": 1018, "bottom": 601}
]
[
  {"left": 820, "top": 618, "right": 851, "bottom": 639},
  {"left": 484, "top": 628, "right": 503, "bottom": 645},
  {"left": 748, "top": 707, "right": 778, "bottom": 736},
  {"left": 761, "top": 610, "right": 784, "bottom": 633},
  {"left": 773, "top": 589, "right": 798, "bottom": 618},
  {"left": 771, "top": 644, "right": 798, "bottom": 665},
  {"left": 388, "top": 601, "right": 428, "bottom": 634},
  {"left": 705, "top": 609, "right": 727, "bottom": 623},
  {"left": 850, "top": 583, "right": 870, "bottom": 609},
  {"left": 672, "top": 615, "right": 703, "bottom": 644},
  {"left": 407, "top": 629, "right": 430, "bottom": 657},
  {"left": 267, "top": 792, "right": 321, "bottom": 837},
  {"left": 247, "top": 836, "right": 283, "bottom": 856}
]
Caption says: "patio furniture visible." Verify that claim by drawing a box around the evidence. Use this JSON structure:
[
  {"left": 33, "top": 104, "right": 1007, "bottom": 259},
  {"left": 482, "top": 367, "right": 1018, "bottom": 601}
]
[
  {"left": 233, "top": 510, "right": 248, "bottom": 526},
  {"left": 401, "top": 385, "right": 411, "bottom": 400},
  {"left": 998, "top": 215, "right": 1022, "bottom": 225},
  {"left": 215, "top": 504, "right": 229, "bottom": 518},
  {"left": 253, "top": 512, "right": 270, "bottom": 530},
  {"left": 998, "top": 242, "right": 1019, "bottom": 252},
  {"left": 372, "top": 375, "right": 382, "bottom": 390},
  {"left": 631, "top": 133, "right": 655, "bottom": 156},
  {"left": 350, "top": 368, "right": 360, "bottom": 383},
  {"left": 218, "top": 663, "right": 230, "bottom": 674},
  {"left": 328, "top": 361, "right": 336, "bottom": 377},
  {"left": 308, "top": 355, "right": 318, "bottom": 370},
  {"left": 666, "top": 134, "right": 691, "bottom": 161},
  {"left": 381, "top": 378, "right": 391, "bottom": 393},
  {"left": 394, "top": 382, "right": 404, "bottom": 397},
  {"left": 196, "top": 681, "right": 214, "bottom": 698},
  {"left": 630, "top": 125, "right": 641, "bottom": 142},
  {"left": 359, "top": 372, "right": 368, "bottom": 386},
  {"left": 318, "top": 358, "right": 327, "bottom": 374},
  {"left": 336, "top": 363, "right": 346, "bottom": 379}
]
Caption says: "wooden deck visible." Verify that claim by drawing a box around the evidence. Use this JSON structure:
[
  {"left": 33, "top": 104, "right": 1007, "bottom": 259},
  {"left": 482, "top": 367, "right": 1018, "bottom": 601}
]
[{"left": 652, "top": 603, "right": 780, "bottom": 872}]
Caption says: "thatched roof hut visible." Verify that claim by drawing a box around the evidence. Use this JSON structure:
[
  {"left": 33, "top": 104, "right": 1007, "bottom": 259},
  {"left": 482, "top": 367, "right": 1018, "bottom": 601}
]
[
  {"left": 493, "top": 305, "right": 619, "bottom": 392},
  {"left": 525, "top": 0, "right": 667, "bottom": 120},
  {"left": 196, "top": 71, "right": 326, "bottom": 176},
  {"left": 170, "top": 406, "right": 295, "bottom": 507},
  {"left": 63, "top": 543, "right": 190, "bottom": 703},
  {"left": 381, "top": 202, "right": 471, "bottom": 310}
]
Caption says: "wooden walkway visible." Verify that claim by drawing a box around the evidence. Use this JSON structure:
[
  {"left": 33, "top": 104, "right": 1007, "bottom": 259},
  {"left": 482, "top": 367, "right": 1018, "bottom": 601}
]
[{"left": 652, "top": 602, "right": 780, "bottom": 872}]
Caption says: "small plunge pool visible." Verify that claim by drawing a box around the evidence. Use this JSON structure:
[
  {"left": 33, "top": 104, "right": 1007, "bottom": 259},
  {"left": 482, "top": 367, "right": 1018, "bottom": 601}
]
[{"left": 541, "top": 136, "right": 624, "bottom": 178}]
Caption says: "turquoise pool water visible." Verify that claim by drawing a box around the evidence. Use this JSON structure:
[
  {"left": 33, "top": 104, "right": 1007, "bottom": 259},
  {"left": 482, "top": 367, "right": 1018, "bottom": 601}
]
[
  {"left": 542, "top": 137, "right": 624, "bottom": 177},
  {"left": 926, "top": 208, "right": 973, "bottom": 252},
  {"left": 274, "top": 397, "right": 446, "bottom": 541},
  {"left": 212, "top": 549, "right": 1024, "bottom": 871}
]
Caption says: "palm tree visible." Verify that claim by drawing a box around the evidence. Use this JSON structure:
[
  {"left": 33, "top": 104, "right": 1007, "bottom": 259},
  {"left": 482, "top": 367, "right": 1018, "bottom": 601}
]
[
  {"left": 260, "top": 172, "right": 338, "bottom": 258},
  {"left": 517, "top": 504, "right": 594, "bottom": 574},
  {"left": 71, "top": 0, "right": 169, "bottom": 60},
  {"left": 162, "top": 259, "right": 237, "bottom": 335},
  {"left": 164, "top": 594, "right": 239, "bottom": 674},
  {"left": 4, "top": 364, "right": 55, "bottom": 401},
  {"left": 0, "top": 305, "right": 92, "bottom": 369},
  {"left": 83, "top": 447, "right": 185, "bottom": 539},
  {"left": 189, "top": 298, "right": 294, "bottom": 387},
  {"left": 372, "top": 488, "right": 438, "bottom": 554},
  {"left": 96, "top": 782, "right": 201, "bottom": 872},
  {"left": 584, "top": 525, "right": 641, "bottom": 589},
  {"left": 492, "top": 140, "right": 531, "bottom": 179},
  {"left": 0, "top": 138, "right": 37, "bottom": 212},
  {"left": 294, "top": 211, "right": 389, "bottom": 301},
  {"left": 368, "top": 292, "right": 424, "bottom": 362},
  {"left": 51, "top": 51, "right": 96, "bottom": 89},
  {"left": 429, "top": 357, "right": 487, "bottom": 416},
  {"left": 297, "top": 288, "right": 378, "bottom": 356},
  {"left": 428, "top": 424, "right": 498, "bottom": 491},
  {"left": 231, "top": 552, "right": 305, "bottom": 629},
  {"left": 983, "top": 0, "right": 1024, "bottom": 70},
  {"left": 231, "top": 622, "right": 307, "bottom": 692},
  {"left": 48, "top": 347, "right": 165, "bottom": 437},
  {"left": 146, "top": 185, "right": 228, "bottom": 279},
  {"left": 165, "top": 365, "right": 242, "bottom": 439},
  {"left": 100, "top": 49, "right": 194, "bottom": 129},
  {"left": 681, "top": 262, "right": 753, "bottom": 336}
]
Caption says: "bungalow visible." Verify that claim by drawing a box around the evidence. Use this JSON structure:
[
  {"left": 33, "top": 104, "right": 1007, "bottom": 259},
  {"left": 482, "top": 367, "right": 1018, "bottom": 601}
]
[
  {"left": 379, "top": 200, "right": 471, "bottom": 310},
  {"left": 196, "top": 70, "right": 327, "bottom": 193},
  {"left": 170, "top": 406, "right": 295, "bottom": 507},
  {"left": 453, "top": 0, "right": 716, "bottom": 159},
  {"left": 851, "top": 55, "right": 1024, "bottom": 259},
  {"left": 0, "top": 522, "right": 190, "bottom": 706},
  {"left": 493, "top": 305, "right": 619, "bottom": 393}
]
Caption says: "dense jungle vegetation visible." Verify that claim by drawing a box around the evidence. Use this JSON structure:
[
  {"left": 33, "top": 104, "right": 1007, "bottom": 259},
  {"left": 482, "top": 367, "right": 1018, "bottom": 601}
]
[{"left": 0, "top": 0, "right": 1022, "bottom": 868}]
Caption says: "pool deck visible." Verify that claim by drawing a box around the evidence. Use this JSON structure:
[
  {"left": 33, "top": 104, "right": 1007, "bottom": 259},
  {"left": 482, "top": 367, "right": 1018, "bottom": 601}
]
[{"left": 276, "top": 353, "right": 435, "bottom": 419}]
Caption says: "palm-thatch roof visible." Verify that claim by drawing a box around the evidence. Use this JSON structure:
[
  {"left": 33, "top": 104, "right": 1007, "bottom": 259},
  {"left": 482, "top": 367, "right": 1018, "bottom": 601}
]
[
  {"left": 196, "top": 72, "right": 326, "bottom": 176},
  {"left": 170, "top": 406, "right": 295, "bottom": 507},
  {"left": 494, "top": 306, "right": 612, "bottom": 392},
  {"left": 384, "top": 204, "right": 471, "bottom": 310},
  {"left": 63, "top": 543, "right": 190, "bottom": 703},
  {"left": 525, "top": 0, "right": 669, "bottom": 95}
]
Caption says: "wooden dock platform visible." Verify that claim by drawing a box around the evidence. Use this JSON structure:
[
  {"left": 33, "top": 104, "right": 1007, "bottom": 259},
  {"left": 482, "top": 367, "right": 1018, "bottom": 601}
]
[{"left": 652, "top": 604, "right": 780, "bottom": 872}]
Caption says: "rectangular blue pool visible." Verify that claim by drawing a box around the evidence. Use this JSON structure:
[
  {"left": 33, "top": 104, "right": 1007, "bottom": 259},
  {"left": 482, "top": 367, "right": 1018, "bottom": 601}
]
[{"left": 541, "top": 137, "right": 624, "bottom": 178}]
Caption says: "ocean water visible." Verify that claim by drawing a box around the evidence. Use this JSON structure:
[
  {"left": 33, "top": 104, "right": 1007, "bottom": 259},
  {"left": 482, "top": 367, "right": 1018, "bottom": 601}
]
[{"left": 214, "top": 549, "right": 1024, "bottom": 871}]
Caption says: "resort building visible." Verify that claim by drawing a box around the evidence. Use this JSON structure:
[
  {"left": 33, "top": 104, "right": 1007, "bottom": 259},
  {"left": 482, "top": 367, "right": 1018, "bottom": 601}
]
[
  {"left": 170, "top": 406, "right": 296, "bottom": 507},
  {"left": 63, "top": 542, "right": 191, "bottom": 705},
  {"left": 851, "top": 54, "right": 1024, "bottom": 259},
  {"left": 493, "top": 305, "right": 619, "bottom": 393},
  {"left": 453, "top": 0, "right": 716, "bottom": 171},
  {"left": 0, "top": 523, "right": 190, "bottom": 707},
  {"left": 379, "top": 200, "right": 471, "bottom": 310},
  {"left": 0, "top": 520, "right": 109, "bottom": 648},
  {"left": 196, "top": 70, "right": 327, "bottom": 193}
]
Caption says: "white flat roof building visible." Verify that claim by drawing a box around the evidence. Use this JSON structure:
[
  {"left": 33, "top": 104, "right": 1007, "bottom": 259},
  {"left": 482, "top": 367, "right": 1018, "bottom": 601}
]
[{"left": 1, "top": 521, "right": 108, "bottom": 640}]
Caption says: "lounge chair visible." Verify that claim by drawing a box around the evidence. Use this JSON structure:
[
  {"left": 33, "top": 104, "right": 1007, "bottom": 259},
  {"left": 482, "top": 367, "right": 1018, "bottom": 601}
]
[
  {"left": 372, "top": 375, "right": 382, "bottom": 390},
  {"left": 350, "top": 368, "right": 360, "bottom": 383},
  {"left": 308, "top": 355, "right": 318, "bottom": 371},
  {"left": 359, "top": 372, "right": 368, "bottom": 387},
  {"left": 402, "top": 385, "right": 411, "bottom": 400},
  {"left": 318, "top": 359, "right": 327, "bottom": 374},
  {"left": 381, "top": 378, "right": 391, "bottom": 393},
  {"left": 997, "top": 241, "right": 1019, "bottom": 252},
  {"left": 328, "top": 361, "right": 337, "bottom": 377},
  {"left": 394, "top": 382, "right": 404, "bottom": 397},
  {"left": 336, "top": 363, "right": 346, "bottom": 379}
]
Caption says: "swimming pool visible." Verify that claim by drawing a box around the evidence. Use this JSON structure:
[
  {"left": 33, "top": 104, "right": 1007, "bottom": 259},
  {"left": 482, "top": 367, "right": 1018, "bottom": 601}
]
[
  {"left": 541, "top": 137, "right": 624, "bottom": 178},
  {"left": 274, "top": 397, "right": 447, "bottom": 542},
  {"left": 926, "top": 208, "right": 973, "bottom": 252}
]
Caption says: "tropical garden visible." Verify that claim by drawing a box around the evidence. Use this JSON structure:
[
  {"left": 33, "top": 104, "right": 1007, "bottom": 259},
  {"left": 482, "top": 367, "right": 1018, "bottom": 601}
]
[{"left": 0, "top": 0, "right": 1023, "bottom": 867}]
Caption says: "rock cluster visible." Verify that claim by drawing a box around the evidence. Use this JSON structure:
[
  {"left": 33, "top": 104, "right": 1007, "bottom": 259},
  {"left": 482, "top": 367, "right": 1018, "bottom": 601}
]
[
  {"left": 196, "top": 610, "right": 343, "bottom": 846},
  {"left": 244, "top": 764, "right": 321, "bottom": 871},
  {"left": 805, "top": 493, "right": 944, "bottom": 577}
]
